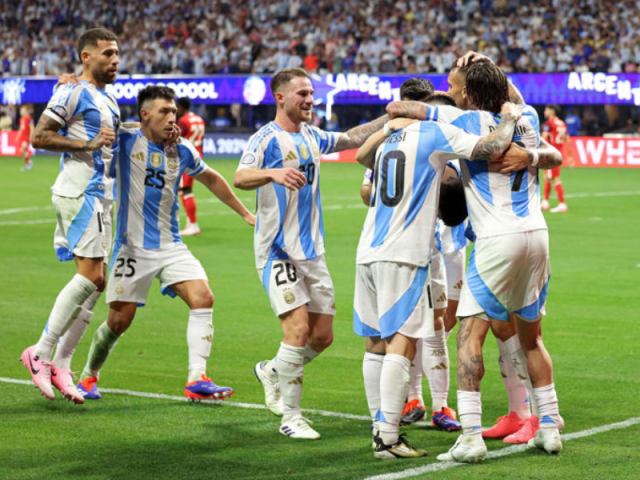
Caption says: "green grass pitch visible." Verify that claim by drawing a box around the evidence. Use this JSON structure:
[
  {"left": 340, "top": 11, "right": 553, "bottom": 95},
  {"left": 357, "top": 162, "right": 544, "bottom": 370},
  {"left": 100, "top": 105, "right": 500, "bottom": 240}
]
[{"left": 0, "top": 156, "right": 639, "bottom": 479}]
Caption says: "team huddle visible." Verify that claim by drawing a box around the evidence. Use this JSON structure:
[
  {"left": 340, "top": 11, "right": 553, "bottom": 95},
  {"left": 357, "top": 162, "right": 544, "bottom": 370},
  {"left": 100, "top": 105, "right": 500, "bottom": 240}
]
[{"left": 21, "top": 28, "right": 566, "bottom": 464}]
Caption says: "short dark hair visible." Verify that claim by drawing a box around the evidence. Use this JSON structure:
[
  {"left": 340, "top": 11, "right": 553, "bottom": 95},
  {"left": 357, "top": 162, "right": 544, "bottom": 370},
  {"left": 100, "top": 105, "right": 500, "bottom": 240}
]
[
  {"left": 77, "top": 28, "right": 118, "bottom": 57},
  {"left": 464, "top": 60, "right": 509, "bottom": 114},
  {"left": 270, "top": 68, "right": 310, "bottom": 96},
  {"left": 426, "top": 93, "right": 456, "bottom": 107},
  {"left": 546, "top": 104, "right": 561, "bottom": 116},
  {"left": 400, "top": 77, "right": 434, "bottom": 101},
  {"left": 137, "top": 86, "right": 176, "bottom": 119},
  {"left": 439, "top": 166, "right": 467, "bottom": 227},
  {"left": 177, "top": 97, "right": 192, "bottom": 111}
]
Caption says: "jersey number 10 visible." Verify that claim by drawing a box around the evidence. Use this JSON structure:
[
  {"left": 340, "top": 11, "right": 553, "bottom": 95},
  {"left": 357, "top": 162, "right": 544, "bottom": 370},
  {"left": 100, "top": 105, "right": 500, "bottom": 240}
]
[{"left": 371, "top": 150, "right": 406, "bottom": 208}]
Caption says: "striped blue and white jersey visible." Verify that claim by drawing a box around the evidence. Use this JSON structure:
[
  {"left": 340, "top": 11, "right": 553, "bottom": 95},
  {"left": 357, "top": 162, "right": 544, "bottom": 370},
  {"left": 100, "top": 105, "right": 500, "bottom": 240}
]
[
  {"left": 356, "top": 121, "right": 481, "bottom": 267},
  {"left": 423, "top": 104, "right": 546, "bottom": 239},
  {"left": 435, "top": 220, "right": 468, "bottom": 256},
  {"left": 44, "top": 81, "right": 120, "bottom": 200},
  {"left": 237, "top": 121, "right": 346, "bottom": 268},
  {"left": 114, "top": 127, "right": 206, "bottom": 249}
]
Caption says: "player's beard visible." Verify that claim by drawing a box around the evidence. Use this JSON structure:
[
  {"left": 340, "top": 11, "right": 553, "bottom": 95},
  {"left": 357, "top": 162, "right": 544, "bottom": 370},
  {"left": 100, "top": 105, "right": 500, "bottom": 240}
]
[{"left": 94, "top": 67, "right": 117, "bottom": 86}]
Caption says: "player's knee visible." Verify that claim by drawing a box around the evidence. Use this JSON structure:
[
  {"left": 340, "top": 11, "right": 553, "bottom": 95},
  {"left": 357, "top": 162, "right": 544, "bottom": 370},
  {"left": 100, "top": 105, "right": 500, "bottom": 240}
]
[
  {"left": 312, "top": 331, "right": 333, "bottom": 351},
  {"left": 192, "top": 289, "right": 214, "bottom": 309}
]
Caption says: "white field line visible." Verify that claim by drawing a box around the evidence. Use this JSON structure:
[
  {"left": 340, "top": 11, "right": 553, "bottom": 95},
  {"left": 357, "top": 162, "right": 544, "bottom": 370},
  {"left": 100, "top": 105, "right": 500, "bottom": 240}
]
[
  {"left": 2, "top": 375, "right": 639, "bottom": 476},
  {"left": 0, "top": 377, "right": 370, "bottom": 421},
  {"left": 1, "top": 189, "right": 639, "bottom": 227},
  {"left": 363, "top": 416, "right": 640, "bottom": 480}
]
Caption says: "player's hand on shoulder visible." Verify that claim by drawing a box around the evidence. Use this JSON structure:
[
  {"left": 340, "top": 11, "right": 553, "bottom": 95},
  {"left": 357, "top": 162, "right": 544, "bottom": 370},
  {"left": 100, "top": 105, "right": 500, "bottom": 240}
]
[
  {"left": 271, "top": 168, "right": 306, "bottom": 191},
  {"left": 500, "top": 102, "right": 522, "bottom": 121},
  {"left": 55, "top": 73, "right": 78, "bottom": 89},
  {"left": 389, "top": 117, "right": 418, "bottom": 132},
  {"left": 85, "top": 127, "right": 116, "bottom": 151}
]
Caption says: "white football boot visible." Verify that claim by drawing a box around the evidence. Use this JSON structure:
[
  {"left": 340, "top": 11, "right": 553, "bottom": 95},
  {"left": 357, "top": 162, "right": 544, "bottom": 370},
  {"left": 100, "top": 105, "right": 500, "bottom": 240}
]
[
  {"left": 280, "top": 415, "right": 321, "bottom": 440},
  {"left": 254, "top": 360, "right": 283, "bottom": 416},
  {"left": 437, "top": 433, "right": 487, "bottom": 463}
]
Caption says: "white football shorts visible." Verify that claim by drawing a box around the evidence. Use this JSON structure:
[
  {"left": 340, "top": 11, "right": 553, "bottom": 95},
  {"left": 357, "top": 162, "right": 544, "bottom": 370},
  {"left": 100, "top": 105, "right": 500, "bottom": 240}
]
[
  {"left": 52, "top": 194, "right": 112, "bottom": 263},
  {"left": 430, "top": 252, "right": 448, "bottom": 310},
  {"left": 457, "top": 230, "right": 550, "bottom": 322},
  {"left": 258, "top": 255, "right": 336, "bottom": 317},
  {"left": 354, "top": 261, "right": 435, "bottom": 340},
  {"left": 106, "top": 242, "right": 208, "bottom": 305},
  {"left": 444, "top": 247, "right": 466, "bottom": 301}
]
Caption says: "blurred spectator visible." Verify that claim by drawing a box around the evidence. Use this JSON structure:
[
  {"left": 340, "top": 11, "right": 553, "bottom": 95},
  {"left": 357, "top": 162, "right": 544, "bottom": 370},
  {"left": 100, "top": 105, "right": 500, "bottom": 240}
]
[{"left": 2, "top": 0, "right": 639, "bottom": 76}]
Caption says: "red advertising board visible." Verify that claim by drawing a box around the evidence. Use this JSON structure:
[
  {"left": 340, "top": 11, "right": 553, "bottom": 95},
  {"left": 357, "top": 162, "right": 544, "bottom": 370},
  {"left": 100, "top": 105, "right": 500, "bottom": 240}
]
[
  {"left": 321, "top": 137, "right": 640, "bottom": 168},
  {"left": 570, "top": 137, "right": 640, "bottom": 168},
  {"left": 0, "top": 131, "right": 21, "bottom": 156}
]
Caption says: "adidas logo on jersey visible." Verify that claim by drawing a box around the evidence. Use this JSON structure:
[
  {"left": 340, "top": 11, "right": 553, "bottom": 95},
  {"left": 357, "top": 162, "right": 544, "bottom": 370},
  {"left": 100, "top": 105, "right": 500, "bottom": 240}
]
[
  {"left": 453, "top": 280, "right": 463, "bottom": 290},
  {"left": 284, "top": 151, "right": 297, "bottom": 162},
  {"left": 431, "top": 362, "right": 448, "bottom": 371},
  {"left": 437, "top": 293, "right": 447, "bottom": 303},
  {"left": 201, "top": 334, "right": 213, "bottom": 342}
]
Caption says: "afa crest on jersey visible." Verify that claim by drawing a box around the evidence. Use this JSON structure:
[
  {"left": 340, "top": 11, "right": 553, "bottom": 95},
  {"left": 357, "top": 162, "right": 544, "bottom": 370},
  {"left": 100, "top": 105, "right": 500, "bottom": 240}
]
[{"left": 150, "top": 152, "right": 163, "bottom": 168}]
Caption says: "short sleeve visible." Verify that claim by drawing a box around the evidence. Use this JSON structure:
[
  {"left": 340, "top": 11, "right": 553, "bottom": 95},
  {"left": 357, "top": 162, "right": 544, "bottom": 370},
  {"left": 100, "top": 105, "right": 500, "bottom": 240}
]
[
  {"left": 180, "top": 139, "right": 207, "bottom": 176},
  {"left": 237, "top": 132, "right": 266, "bottom": 171},
  {"left": 435, "top": 123, "right": 482, "bottom": 160},
  {"left": 42, "top": 84, "right": 81, "bottom": 126},
  {"left": 307, "top": 125, "right": 346, "bottom": 155}
]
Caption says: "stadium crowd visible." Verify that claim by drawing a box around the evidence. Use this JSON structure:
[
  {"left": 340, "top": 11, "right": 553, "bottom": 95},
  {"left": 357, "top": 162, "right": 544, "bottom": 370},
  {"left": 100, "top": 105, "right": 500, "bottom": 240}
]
[{"left": 1, "top": 0, "right": 639, "bottom": 76}]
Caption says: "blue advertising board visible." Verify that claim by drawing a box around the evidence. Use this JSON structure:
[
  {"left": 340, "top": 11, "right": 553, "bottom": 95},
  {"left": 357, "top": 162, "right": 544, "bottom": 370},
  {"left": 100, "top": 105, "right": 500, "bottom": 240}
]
[{"left": 2, "top": 72, "right": 639, "bottom": 107}]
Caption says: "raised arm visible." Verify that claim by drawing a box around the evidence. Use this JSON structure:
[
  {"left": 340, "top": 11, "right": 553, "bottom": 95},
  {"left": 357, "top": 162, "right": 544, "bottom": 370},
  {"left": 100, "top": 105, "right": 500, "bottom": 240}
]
[
  {"left": 333, "top": 115, "right": 389, "bottom": 152},
  {"left": 195, "top": 167, "right": 255, "bottom": 226},
  {"left": 32, "top": 115, "right": 114, "bottom": 153},
  {"left": 470, "top": 103, "right": 521, "bottom": 161},
  {"left": 456, "top": 51, "right": 524, "bottom": 105}
]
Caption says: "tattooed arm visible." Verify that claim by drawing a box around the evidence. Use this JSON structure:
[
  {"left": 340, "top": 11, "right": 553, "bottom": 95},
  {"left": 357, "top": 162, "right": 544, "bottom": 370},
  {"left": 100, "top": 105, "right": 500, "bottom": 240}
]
[
  {"left": 470, "top": 103, "right": 521, "bottom": 161},
  {"left": 355, "top": 129, "right": 386, "bottom": 169},
  {"left": 490, "top": 137, "right": 563, "bottom": 173},
  {"left": 32, "top": 115, "right": 115, "bottom": 152},
  {"left": 386, "top": 101, "right": 427, "bottom": 120},
  {"left": 333, "top": 115, "right": 389, "bottom": 152}
]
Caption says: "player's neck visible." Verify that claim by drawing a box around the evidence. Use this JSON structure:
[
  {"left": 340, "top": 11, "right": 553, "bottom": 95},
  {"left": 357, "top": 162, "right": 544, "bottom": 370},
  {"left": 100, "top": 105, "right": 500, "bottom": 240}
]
[
  {"left": 78, "top": 72, "right": 106, "bottom": 90},
  {"left": 140, "top": 124, "right": 164, "bottom": 144},
  {"left": 274, "top": 112, "right": 302, "bottom": 133}
]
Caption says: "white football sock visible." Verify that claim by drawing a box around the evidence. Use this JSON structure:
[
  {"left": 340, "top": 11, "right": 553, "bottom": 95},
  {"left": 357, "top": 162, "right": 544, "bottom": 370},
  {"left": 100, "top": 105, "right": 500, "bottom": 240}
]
[
  {"left": 36, "top": 274, "right": 97, "bottom": 360},
  {"left": 303, "top": 344, "right": 321, "bottom": 365},
  {"left": 407, "top": 340, "right": 424, "bottom": 405},
  {"left": 378, "top": 354, "right": 411, "bottom": 445},
  {"left": 511, "top": 341, "right": 537, "bottom": 416},
  {"left": 81, "top": 321, "right": 120, "bottom": 379},
  {"left": 533, "top": 383, "right": 560, "bottom": 427},
  {"left": 52, "top": 290, "right": 102, "bottom": 371},
  {"left": 363, "top": 352, "right": 384, "bottom": 420},
  {"left": 187, "top": 308, "right": 214, "bottom": 382},
  {"left": 423, "top": 329, "right": 450, "bottom": 412},
  {"left": 458, "top": 390, "right": 482, "bottom": 436},
  {"left": 276, "top": 342, "right": 305, "bottom": 419},
  {"left": 497, "top": 335, "right": 531, "bottom": 419}
]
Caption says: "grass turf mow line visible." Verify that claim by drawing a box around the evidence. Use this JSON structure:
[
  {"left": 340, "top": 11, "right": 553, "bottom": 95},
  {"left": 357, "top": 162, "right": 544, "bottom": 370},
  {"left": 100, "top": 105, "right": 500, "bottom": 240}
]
[
  {"left": 1, "top": 189, "right": 639, "bottom": 227},
  {"left": 0, "top": 377, "right": 371, "bottom": 421},
  {"left": 362, "top": 416, "right": 640, "bottom": 480}
]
